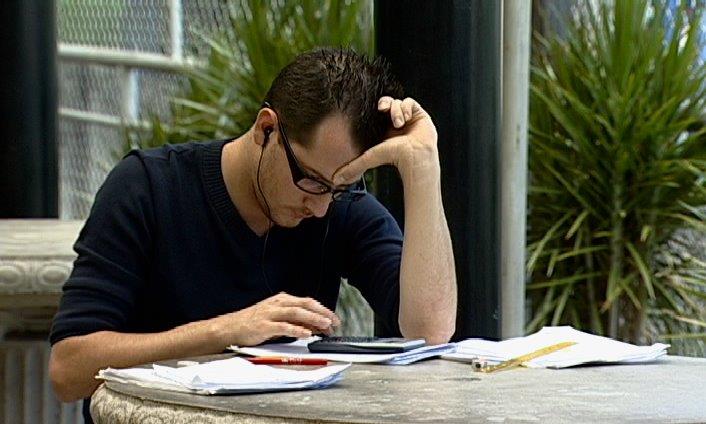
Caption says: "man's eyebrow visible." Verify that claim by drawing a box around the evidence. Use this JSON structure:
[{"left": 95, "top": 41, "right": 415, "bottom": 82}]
[{"left": 300, "top": 160, "right": 334, "bottom": 185}]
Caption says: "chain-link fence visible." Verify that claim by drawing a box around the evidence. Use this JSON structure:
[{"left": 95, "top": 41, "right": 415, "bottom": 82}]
[{"left": 57, "top": 0, "right": 240, "bottom": 219}]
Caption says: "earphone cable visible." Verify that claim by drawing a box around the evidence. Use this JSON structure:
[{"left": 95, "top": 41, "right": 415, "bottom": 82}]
[
  {"left": 257, "top": 140, "right": 275, "bottom": 296},
  {"left": 256, "top": 132, "right": 331, "bottom": 300},
  {"left": 316, "top": 205, "right": 332, "bottom": 298}
]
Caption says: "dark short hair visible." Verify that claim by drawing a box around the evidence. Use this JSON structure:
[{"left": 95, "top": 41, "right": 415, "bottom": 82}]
[{"left": 263, "top": 48, "right": 404, "bottom": 152}]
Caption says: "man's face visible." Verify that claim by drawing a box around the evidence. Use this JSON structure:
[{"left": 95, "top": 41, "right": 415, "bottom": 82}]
[{"left": 259, "top": 113, "right": 360, "bottom": 227}]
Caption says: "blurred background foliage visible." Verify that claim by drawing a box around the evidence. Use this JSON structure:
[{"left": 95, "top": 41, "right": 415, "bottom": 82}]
[
  {"left": 127, "top": 0, "right": 373, "bottom": 148},
  {"left": 528, "top": 0, "right": 706, "bottom": 355}
]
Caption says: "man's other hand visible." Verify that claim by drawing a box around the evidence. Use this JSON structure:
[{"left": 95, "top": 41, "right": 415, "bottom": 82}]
[
  {"left": 333, "top": 96, "right": 439, "bottom": 186},
  {"left": 210, "top": 292, "right": 341, "bottom": 347}
]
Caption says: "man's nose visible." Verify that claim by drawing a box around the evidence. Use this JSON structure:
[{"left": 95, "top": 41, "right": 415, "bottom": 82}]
[{"left": 305, "top": 195, "right": 332, "bottom": 218}]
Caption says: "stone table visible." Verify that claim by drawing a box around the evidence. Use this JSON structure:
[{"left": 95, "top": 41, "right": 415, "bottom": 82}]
[{"left": 91, "top": 355, "right": 706, "bottom": 423}]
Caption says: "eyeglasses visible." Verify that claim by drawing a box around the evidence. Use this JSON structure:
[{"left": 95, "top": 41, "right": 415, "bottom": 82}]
[{"left": 264, "top": 103, "right": 367, "bottom": 202}]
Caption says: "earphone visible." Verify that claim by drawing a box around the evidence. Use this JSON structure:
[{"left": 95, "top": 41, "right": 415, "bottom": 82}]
[{"left": 263, "top": 127, "right": 273, "bottom": 145}]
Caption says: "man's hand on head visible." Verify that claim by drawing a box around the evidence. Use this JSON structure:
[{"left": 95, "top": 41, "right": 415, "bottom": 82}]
[
  {"left": 210, "top": 292, "right": 341, "bottom": 347},
  {"left": 333, "top": 96, "right": 440, "bottom": 187}
]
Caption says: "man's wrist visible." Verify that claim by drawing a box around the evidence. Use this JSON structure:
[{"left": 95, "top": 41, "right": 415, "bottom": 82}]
[
  {"left": 174, "top": 317, "right": 228, "bottom": 352},
  {"left": 397, "top": 147, "right": 441, "bottom": 187},
  {"left": 205, "top": 315, "right": 233, "bottom": 348}
]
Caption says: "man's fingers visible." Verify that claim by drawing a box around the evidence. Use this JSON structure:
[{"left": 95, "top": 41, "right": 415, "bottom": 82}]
[
  {"left": 292, "top": 297, "right": 340, "bottom": 327},
  {"left": 401, "top": 97, "right": 416, "bottom": 120},
  {"left": 267, "top": 321, "right": 312, "bottom": 339},
  {"left": 333, "top": 140, "right": 403, "bottom": 186},
  {"left": 390, "top": 99, "right": 404, "bottom": 128},
  {"left": 275, "top": 295, "right": 341, "bottom": 327},
  {"left": 272, "top": 306, "right": 333, "bottom": 331},
  {"left": 378, "top": 96, "right": 393, "bottom": 111}
]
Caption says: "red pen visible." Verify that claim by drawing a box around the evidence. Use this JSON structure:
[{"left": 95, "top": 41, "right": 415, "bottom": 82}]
[{"left": 246, "top": 356, "right": 328, "bottom": 366}]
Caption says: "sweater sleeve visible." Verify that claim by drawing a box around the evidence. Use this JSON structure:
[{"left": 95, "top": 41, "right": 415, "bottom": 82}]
[
  {"left": 341, "top": 195, "right": 403, "bottom": 336},
  {"left": 49, "top": 153, "right": 155, "bottom": 345}
]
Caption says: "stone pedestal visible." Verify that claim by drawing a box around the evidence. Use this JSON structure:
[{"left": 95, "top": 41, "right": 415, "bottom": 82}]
[
  {"left": 0, "top": 219, "right": 84, "bottom": 423},
  {"left": 0, "top": 220, "right": 82, "bottom": 336}
]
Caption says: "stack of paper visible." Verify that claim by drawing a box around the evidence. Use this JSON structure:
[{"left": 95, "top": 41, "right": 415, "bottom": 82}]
[
  {"left": 230, "top": 337, "right": 456, "bottom": 365},
  {"left": 97, "top": 357, "right": 350, "bottom": 394},
  {"left": 442, "top": 326, "right": 669, "bottom": 368}
]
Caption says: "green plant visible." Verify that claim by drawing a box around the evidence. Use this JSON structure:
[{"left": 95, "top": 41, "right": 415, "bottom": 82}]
[
  {"left": 128, "top": 0, "right": 373, "bottom": 148},
  {"left": 528, "top": 0, "right": 706, "bottom": 351}
]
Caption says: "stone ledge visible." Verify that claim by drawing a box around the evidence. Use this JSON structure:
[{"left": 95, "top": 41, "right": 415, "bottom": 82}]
[
  {"left": 0, "top": 220, "right": 82, "bottom": 335},
  {"left": 0, "top": 220, "right": 81, "bottom": 295},
  {"left": 0, "top": 259, "right": 74, "bottom": 295}
]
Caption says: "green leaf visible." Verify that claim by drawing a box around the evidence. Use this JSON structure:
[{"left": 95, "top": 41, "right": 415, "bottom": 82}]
[
  {"left": 659, "top": 333, "right": 706, "bottom": 340},
  {"left": 565, "top": 210, "right": 590, "bottom": 240},
  {"left": 527, "top": 212, "right": 573, "bottom": 274},
  {"left": 625, "top": 241, "right": 656, "bottom": 300},
  {"left": 527, "top": 272, "right": 603, "bottom": 290},
  {"left": 551, "top": 284, "right": 572, "bottom": 325}
]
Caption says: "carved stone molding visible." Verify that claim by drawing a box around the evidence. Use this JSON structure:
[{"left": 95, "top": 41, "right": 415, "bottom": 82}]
[
  {"left": 0, "top": 220, "right": 83, "bottom": 335},
  {"left": 0, "top": 259, "right": 74, "bottom": 295},
  {"left": 0, "top": 220, "right": 82, "bottom": 292}
]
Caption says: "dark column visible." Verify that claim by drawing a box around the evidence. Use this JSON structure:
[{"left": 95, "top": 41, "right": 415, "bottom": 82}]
[
  {"left": 0, "top": 1, "right": 58, "bottom": 217},
  {"left": 374, "top": 0, "right": 502, "bottom": 340}
]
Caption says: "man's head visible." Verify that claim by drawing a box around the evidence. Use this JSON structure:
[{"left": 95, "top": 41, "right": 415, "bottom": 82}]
[
  {"left": 263, "top": 47, "right": 404, "bottom": 152},
  {"left": 250, "top": 48, "right": 403, "bottom": 227}
]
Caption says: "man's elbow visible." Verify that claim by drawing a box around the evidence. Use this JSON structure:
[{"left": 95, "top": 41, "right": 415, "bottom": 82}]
[
  {"left": 400, "top": 322, "right": 455, "bottom": 345},
  {"left": 423, "top": 325, "right": 455, "bottom": 345},
  {"left": 49, "top": 356, "right": 75, "bottom": 402},
  {"left": 49, "top": 343, "right": 99, "bottom": 402}
]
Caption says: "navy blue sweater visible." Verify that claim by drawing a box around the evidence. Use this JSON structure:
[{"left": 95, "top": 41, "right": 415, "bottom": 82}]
[{"left": 50, "top": 140, "right": 403, "bottom": 421}]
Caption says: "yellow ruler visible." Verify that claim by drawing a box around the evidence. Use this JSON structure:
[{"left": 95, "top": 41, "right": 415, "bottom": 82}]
[{"left": 473, "top": 341, "right": 577, "bottom": 373}]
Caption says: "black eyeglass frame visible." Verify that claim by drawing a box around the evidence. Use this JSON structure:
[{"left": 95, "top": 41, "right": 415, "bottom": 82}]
[{"left": 263, "top": 102, "right": 367, "bottom": 202}]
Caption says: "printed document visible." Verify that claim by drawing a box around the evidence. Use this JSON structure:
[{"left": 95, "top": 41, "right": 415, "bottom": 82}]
[
  {"left": 443, "top": 326, "right": 669, "bottom": 368},
  {"left": 97, "top": 356, "right": 350, "bottom": 394}
]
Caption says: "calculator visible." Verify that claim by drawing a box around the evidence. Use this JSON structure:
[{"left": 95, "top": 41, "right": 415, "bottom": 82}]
[{"left": 307, "top": 336, "right": 426, "bottom": 354}]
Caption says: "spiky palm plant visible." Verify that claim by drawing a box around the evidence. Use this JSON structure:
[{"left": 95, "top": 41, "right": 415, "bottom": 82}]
[{"left": 528, "top": 0, "right": 706, "bottom": 352}]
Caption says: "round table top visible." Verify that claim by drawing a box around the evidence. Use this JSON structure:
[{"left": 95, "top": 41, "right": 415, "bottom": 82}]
[{"left": 91, "top": 355, "right": 706, "bottom": 423}]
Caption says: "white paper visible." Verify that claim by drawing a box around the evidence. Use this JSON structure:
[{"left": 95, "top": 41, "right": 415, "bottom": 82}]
[
  {"left": 97, "top": 356, "right": 351, "bottom": 395},
  {"left": 230, "top": 337, "right": 456, "bottom": 365},
  {"left": 442, "top": 326, "right": 669, "bottom": 368}
]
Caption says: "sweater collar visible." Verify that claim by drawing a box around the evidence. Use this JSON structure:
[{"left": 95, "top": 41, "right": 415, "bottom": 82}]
[{"left": 201, "top": 139, "right": 243, "bottom": 231}]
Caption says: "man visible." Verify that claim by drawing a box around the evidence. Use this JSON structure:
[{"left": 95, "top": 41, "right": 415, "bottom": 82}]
[{"left": 49, "top": 48, "right": 456, "bottom": 418}]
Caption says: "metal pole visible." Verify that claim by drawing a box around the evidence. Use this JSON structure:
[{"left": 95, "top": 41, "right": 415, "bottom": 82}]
[
  {"left": 59, "top": 43, "right": 192, "bottom": 71},
  {"left": 119, "top": 66, "right": 140, "bottom": 123},
  {"left": 0, "top": 0, "right": 57, "bottom": 217},
  {"left": 500, "top": 0, "right": 532, "bottom": 338},
  {"left": 169, "top": 0, "right": 183, "bottom": 61}
]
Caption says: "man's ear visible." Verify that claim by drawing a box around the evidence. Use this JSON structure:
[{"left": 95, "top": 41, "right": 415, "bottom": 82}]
[{"left": 254, "top": 108, "right": 277, "bottom": 147}]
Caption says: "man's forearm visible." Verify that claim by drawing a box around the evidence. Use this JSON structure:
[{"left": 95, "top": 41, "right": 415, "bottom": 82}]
[
  {"left": 49, "top": 318, "right": 223, "bottom": 402},
  {"left": 50, "top": 293, "right": 339, "bottom": 402},
  {"left": 329, "top": 96, "right": 456, "bottom": 343},
  {"left": 398, "top": 159, "right": 457, "bottom": 344}
]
